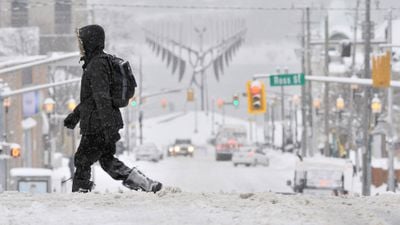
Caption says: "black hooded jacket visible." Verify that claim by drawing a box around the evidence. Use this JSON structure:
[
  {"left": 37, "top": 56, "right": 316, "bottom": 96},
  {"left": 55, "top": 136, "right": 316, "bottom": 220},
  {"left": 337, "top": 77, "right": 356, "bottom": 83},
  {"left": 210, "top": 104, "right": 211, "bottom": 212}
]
[{"left": 73, "top": 24, "right": 123, "bottom": 134}]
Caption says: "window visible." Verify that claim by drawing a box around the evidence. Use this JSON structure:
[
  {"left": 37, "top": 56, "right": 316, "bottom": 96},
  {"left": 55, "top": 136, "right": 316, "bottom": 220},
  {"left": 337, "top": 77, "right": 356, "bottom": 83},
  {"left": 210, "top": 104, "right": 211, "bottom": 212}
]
[
  {"left": 22, "top": 67, "right": 32, "bottom": 86},
  {"left": 54, "top": 0, "right": 72, "bottom": 34},
  {"left": 11, "top": 0, "right": 28, "bottom": 27}
]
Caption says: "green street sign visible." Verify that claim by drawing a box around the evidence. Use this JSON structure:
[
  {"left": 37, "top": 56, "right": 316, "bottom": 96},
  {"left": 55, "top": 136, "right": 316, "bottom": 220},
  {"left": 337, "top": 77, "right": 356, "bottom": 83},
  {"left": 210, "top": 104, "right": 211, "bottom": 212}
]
[{"left": 270, "top": 73, "right": 305, "bottom": 86}]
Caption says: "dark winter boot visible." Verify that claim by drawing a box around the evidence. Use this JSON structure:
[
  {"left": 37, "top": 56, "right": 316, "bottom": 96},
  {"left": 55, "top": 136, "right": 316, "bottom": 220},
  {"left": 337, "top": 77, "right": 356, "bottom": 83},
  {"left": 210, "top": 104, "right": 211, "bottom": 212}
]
[
  {"left": 72, "top": 178, "right": 95, "bottom": 193},
  {"left": 122, "top": 167, "right": 162, "bottom": 193}
]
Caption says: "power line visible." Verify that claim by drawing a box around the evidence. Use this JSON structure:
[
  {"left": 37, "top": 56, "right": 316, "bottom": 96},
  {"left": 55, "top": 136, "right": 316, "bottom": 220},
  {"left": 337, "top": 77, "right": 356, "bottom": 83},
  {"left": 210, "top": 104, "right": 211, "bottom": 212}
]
[{"left": 0, "top": 0, "right": 399, "bottom": 12}]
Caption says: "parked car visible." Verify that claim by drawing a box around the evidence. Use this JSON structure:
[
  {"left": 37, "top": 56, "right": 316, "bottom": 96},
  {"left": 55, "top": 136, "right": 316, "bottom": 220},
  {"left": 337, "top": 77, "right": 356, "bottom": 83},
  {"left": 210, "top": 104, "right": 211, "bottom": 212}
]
[
  {"left": 167, "top": 139, "right": 195, "bottom": 157},
  {"left": 135, "top": 143, "right": 163, "bottom": 162},
  {"left": 232, "top": 146, "right": 269, "bottom": 167}
]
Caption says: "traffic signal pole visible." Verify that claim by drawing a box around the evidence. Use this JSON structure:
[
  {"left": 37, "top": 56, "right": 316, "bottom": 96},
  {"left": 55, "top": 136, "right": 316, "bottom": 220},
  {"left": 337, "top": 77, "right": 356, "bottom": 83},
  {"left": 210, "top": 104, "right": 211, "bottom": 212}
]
[
  {"left": 362, "top": 0, "right": 372, "bottom": 196},
  {"left": 301, "top": 8, "right": 308, "bottom": 157},
  {"left": 323, "top": 15, "right": 330, "bottom": 157},
  {"left": 387, "top": 9, "right": 395, "bottom": 192},
  {"left": 306, "top": 7, "right": 313, "bottom": 157}
]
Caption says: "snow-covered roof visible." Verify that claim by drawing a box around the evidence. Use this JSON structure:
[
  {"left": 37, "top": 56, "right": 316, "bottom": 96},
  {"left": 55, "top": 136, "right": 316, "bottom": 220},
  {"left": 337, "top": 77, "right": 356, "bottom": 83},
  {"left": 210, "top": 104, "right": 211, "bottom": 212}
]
[{"left": 10, "top": 168, "right": 52, "bottom": 177}]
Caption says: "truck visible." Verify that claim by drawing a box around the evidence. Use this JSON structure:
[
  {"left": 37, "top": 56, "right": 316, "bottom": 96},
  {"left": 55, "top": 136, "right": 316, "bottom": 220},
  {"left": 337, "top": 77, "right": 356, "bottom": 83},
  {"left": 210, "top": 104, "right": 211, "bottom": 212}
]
[
  {"left": 214, "top": 124, "right": 247, "bottom": 161},
  {"left": 287, "top": 157, "right": 354, "bottom": 196}
]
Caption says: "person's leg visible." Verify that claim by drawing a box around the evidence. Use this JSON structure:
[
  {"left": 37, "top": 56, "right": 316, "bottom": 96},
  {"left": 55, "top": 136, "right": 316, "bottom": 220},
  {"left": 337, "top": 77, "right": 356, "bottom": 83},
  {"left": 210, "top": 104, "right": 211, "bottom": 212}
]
[
  {"left": 99, "top": 140, "right": 162, "bottom": 193},
  {"left": 72, "top": 135, "right": 102, "bottom": 192},
  {"left": 99, "top": 147, "right": 132, "bottom": 180}
]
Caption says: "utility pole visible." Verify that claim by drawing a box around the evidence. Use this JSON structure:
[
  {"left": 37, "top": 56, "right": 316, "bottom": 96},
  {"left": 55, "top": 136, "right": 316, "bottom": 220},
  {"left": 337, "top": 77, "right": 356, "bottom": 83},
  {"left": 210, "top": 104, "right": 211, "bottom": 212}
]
[
  {"left": 387, "top": 9, "right": 395, "bottom": 192},
  {"left": 351, "top": 0, "right": 360, "bottom": 71},
  {"left": 265, "top": 102, "right": 269, "bottom": 143},
  {"left": 195, "top": 27, "right": 207, "bottom": 111},
  {"left": 301, "top": 8, "right": 308, "bottom": 157},
  {"left": 306, "top": 7, "right": 313, "bottom": 157},
  {"left": 0, "top": 83, "right": 5, "bottom": 191},
  {"left": 138, "top": 57, "right": 144, "bottom": 145},
  {"left": 362, "top": 0, "right": 373, "bottom": 196},
  {"left": 272, "top": 101, "right": 276, "bottom": 148},
  {"left": 324, "top": 15, "right": 330, "bottom": 156},
  {"left": 348, "top": 0, "right": 360, "bottom": 172},
  {"left": 278, "top": 68, "right": 286, "bottom": 151}
]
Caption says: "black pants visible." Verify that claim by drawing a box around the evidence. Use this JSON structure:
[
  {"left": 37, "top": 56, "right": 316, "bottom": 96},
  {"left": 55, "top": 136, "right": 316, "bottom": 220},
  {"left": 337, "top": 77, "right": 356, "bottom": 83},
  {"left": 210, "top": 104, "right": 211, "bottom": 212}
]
[{"left": 72, "top": 133, "right": 131, "bottom": 191}]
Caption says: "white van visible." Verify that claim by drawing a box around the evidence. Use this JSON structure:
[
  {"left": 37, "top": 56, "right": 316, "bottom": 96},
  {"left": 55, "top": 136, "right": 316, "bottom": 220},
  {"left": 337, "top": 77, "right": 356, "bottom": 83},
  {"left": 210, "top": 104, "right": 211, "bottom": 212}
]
[{"left": 287, "top": 157, "right": 354, "bottom": 196}]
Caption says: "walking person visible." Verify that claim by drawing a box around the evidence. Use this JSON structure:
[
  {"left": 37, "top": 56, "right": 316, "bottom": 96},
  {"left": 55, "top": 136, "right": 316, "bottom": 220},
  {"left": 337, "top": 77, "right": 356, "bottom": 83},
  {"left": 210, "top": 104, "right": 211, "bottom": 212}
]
[{"left": 64, "top": 24, "right": 162, "bottom": 193}]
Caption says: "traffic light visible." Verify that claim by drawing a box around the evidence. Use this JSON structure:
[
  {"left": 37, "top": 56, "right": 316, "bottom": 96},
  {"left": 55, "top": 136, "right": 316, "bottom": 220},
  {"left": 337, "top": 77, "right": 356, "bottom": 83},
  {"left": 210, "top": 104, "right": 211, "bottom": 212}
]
[
  {"left": 161, "top": 98, "right": 167, "bottom": 109},
  {"left": 217, "top": 98, "right": 224, "bottom": 109},
  {"left": 187, "top": 88, "right": 194, "bottom": 102},
  {"left": 372, "top": 50, "right": 391, "bottom": 88},
  {"left": 10, "top": 143, "right": 21, "bottom": 158},
  {"left": 341, "top": 42, "right": 351, "bottom": 57},
  {"left": 232, "top": 95, "right": 239, "bottom": 108},
  {"left": 246, "top": 80, "right": 266, "bottom": 114},
  {"left": 130, "top": 97, "right": 137, "bottom": 107}
]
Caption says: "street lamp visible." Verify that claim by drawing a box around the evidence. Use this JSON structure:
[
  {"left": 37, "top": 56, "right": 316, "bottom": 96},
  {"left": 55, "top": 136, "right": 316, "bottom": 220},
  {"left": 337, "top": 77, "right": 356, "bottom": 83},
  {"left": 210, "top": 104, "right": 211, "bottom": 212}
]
[
  {"left": 371, "top": 94, "right": 382, "bottom": 126},
  {"left": 43, "top": 98, "right": 56, "bottom": 114},
  {"left": 336, "top": 95, "right": 345, "bottom": 112},
  {"left": 67, "top": 97, "right": 77, "bottom": 112},
  {"left": 3, "top": 97, "right": 11, "bottom": 112},
  {"left": 66, "top": 97, "right": 77, "bottom": 177},
  {"left": 313, "top": 97, "right": 321, "bottom": 115},
  {"left": 43, "top": 97, "right": 55, "bottom": 168},
  {"left": 350, "top": 74, "right": 359, "bottom": 91},
  {"left": 312, "top": 96, "right": 321, "bottom": 156},
  {"left": 336, "top": 95, "right": 345, "bottom": 157}
]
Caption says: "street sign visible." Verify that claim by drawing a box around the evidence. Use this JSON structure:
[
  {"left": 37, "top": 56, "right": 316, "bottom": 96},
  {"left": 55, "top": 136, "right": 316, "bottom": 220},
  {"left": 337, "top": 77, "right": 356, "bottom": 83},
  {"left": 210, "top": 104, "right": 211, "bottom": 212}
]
[{"left": 270, "top": 73, "right": 305, "bottom": 86}]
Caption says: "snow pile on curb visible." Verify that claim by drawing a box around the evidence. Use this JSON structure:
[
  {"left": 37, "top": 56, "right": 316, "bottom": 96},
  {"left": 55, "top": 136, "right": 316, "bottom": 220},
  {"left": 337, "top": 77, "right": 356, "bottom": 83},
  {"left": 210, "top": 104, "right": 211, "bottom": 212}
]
[{"left": 1, "top": 190, "right": 400, "bottom": 225}]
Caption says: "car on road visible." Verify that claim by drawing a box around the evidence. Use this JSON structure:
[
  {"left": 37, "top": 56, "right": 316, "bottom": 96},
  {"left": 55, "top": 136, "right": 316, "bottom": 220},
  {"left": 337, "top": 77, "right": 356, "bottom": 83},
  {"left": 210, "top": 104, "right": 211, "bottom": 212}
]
[
  {"left": 134, "top": 143, "right": 163, "bottom": 162},
  {"left": 232, "top": 146, "right": 269, "bottom": 167},
  {"left": 215, "top": 124, "right": 247, "bottom": 161},
  {"left": 167, "top": 139, "right": 195, "bottom": 157}
]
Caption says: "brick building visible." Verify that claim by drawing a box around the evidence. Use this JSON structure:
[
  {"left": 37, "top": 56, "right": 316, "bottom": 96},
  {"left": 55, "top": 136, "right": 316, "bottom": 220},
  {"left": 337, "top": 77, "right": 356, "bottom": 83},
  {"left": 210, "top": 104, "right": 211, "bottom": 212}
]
[{"left": 0, "top": 0, "right": 88, "bottom": 54}]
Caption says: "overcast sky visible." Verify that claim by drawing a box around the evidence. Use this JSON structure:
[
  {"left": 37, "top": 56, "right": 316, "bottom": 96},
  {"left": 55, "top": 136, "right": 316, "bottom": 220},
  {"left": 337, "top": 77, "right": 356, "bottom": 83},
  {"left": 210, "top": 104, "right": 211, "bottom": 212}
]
[{"left": 89, "top": 0, "right": 400, "bottom": 118}]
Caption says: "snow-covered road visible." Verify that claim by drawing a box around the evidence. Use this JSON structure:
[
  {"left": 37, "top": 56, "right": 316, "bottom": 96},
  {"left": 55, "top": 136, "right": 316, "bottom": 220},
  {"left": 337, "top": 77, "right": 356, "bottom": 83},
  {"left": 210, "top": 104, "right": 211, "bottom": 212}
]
[
  {"left": 93, "top": 147, "right": 296, "bottom": 194},
  {"left": 1, "top": 189, "right": 400, "bottom": 225},
  {"left": 1, "top": 143, "right": 397, "bottom": 225}
]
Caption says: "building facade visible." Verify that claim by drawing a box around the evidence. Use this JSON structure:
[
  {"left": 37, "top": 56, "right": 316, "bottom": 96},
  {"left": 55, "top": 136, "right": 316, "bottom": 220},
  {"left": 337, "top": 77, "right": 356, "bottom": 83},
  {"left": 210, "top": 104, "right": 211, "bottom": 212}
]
[{"left": 0, "top": 0, "right": 88, "bottom": 54}]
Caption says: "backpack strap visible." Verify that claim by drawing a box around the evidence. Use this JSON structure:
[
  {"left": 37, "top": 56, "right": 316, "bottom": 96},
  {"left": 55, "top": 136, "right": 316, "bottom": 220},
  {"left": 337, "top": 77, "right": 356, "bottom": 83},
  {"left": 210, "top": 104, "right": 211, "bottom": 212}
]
[{"left": 100, "top": 53, "right": 114, "bottom": 86}]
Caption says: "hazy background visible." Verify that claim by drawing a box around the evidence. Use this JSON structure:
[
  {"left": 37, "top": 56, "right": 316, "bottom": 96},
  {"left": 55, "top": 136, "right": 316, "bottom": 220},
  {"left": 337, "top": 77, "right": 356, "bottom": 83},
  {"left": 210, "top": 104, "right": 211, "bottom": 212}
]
[{"left": 89, "top": 0, "right": 400, "bottom": 120}]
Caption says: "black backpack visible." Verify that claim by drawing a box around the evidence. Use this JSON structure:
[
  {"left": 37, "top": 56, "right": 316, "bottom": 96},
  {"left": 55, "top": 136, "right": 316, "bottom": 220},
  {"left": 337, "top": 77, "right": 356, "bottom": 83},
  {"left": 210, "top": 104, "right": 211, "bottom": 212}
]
[{"left": 105, "top": 54, "right": 137, "bottom": 108}]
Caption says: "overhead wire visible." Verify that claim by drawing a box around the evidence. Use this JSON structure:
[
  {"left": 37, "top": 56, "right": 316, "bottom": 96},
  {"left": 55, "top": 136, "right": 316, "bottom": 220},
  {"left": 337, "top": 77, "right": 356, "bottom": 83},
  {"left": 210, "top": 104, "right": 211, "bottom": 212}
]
[{"left": 0, "top": 0, "right": 399, "bottom": 12}]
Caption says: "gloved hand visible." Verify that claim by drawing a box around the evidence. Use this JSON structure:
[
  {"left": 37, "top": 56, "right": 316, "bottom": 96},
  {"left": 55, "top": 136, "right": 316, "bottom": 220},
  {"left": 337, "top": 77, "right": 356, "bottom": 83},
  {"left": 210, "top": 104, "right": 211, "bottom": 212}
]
[{"left": 64, "top": 112, "right": 80, "bottom": 129}]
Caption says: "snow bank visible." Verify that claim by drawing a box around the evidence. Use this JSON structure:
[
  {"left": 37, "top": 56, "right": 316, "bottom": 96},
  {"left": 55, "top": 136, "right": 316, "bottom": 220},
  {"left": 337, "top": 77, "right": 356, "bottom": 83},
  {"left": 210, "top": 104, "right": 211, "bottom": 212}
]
[{"left": 1, "top": 190, "right": 400, "bottom": 225}]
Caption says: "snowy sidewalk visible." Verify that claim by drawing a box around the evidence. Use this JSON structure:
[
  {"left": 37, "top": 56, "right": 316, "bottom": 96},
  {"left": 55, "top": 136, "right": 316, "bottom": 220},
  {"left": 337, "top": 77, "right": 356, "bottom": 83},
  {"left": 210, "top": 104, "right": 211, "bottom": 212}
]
[{"left": 0, "top": 189, "right": 399, "bottom": 225}]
